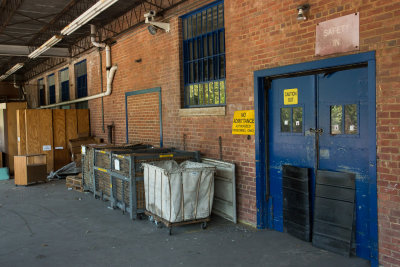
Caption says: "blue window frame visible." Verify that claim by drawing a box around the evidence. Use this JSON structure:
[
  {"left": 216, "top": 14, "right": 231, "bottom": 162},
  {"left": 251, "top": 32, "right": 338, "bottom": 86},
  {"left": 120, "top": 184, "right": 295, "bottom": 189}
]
[
  {"left": 182, "top": 1, "right": 225, "bottom": 107},
  {"left": 59, "top": 67, "right": 70, "bottom": 101},
  {"left": 48, "top": 73, "right": 55, "bottom": 104},
  {"left": 75, "top": 60, "right": 87, "bottom": 98},
  {"left": 38, "top": 78, "right": 45, "bottom": 106}
]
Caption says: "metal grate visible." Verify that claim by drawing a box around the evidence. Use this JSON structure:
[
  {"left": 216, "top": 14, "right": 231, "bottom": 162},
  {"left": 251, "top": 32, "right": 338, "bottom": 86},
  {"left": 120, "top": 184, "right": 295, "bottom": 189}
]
[{"left": 182, "top": 0, "right": 225, "bottom": 107}]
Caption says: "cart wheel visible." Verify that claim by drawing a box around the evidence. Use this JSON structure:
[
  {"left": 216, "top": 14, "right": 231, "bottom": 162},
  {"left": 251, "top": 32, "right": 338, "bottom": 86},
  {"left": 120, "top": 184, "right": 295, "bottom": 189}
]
[
  {"left": 169, "top": 228, "right": 172, "bottom": 235},
  {"left": 156, "top": 221, "right": 163, "bottom": 228},
  {"left": 201, "top": 222, "right": 207, "bottom": 230}
]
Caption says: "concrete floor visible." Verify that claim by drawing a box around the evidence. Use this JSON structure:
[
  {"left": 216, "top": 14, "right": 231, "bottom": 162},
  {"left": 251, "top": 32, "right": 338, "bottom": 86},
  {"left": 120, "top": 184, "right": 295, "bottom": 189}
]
[{"left": 0, "top": 179, "right": 370, "bottom": 267}]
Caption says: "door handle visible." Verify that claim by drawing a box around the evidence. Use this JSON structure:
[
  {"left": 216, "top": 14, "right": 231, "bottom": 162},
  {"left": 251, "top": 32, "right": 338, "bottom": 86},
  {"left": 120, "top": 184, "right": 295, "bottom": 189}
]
[{"left": 309, "top": 128, "right": 324, "bottom": 135}]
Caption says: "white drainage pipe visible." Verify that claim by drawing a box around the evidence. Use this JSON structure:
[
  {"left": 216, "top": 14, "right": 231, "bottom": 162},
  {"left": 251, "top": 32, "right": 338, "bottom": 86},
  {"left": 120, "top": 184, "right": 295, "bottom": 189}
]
[{"left": 39, "top": 25, "right": 117, "bottom": 108}]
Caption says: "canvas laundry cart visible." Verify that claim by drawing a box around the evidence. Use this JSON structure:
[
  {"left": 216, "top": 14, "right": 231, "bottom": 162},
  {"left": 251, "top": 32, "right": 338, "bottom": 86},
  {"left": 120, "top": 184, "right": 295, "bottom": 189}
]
[{"left": 142, "top": 160, "right": 216, "bottom": 235}]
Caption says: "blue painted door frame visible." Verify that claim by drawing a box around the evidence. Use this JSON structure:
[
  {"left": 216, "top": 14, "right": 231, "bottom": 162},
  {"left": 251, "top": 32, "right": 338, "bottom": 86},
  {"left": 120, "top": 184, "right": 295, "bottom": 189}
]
[{"left": 254, "top": 52, "right": 377, "bottom": 265}]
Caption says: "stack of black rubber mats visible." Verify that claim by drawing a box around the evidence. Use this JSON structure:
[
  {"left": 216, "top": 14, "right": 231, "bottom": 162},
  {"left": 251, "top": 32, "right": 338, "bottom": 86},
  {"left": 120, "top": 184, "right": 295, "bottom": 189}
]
[
  {"left": 282, "top": 165, "right": 311, "bottom": 242},
  {"left": 313, "top": 170, "right": 356, "bottom": 256},
  {"left": 282, "top": 166, "right": 356, "bottom": 256}
]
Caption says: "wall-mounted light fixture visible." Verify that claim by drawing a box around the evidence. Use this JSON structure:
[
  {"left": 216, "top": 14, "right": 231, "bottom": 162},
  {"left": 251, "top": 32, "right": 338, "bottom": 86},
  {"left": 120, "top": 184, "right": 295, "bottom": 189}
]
[{"left": 297, "top": 4, "right": 310, "bottom": 21}]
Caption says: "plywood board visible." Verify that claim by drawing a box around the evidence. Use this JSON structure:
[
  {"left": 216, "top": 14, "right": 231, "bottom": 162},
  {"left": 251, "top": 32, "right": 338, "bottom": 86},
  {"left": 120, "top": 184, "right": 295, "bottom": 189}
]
[
  {"left": 66, "top": 109, "right": 78, "bottom": 144},
  {"left": 77, "top": 109, "right": 90, "bottom": 137},
  {"left": 39, "top": 109, "right": 53, "bottom": 172},
  {"left": 16, "top": 109, "right": 26, "bottom": 155},
  {"left": 5, "top": 102, "right": 27, "bottom": 173},
  {"left": 53, "top": 109, "right": 70, "bottom": 170},
  {"left": 14, "top": 156, "right": 26, "bottom": 185},
  {"left": 25, "top": 109, "right": 41, "bottom": 155}
]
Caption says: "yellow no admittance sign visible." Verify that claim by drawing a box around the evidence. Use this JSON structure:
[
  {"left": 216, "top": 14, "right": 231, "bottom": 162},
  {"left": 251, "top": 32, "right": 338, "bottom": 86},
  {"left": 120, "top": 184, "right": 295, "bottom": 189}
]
[
  {"left": 284, "top": 88, "right": 298, "bottom": 105},
  {"left": 232, "top": 110, "right": 255, "bottom": 135}
]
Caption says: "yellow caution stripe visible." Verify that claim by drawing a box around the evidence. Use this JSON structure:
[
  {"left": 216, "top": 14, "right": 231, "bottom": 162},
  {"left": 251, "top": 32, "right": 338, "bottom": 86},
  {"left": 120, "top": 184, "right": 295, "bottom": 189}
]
[
  {"left": 97, "top": 168, "right": 108, "bottom": 173},
  {"left": 159, "top": 154, "right": 173, "bottom": 158}
]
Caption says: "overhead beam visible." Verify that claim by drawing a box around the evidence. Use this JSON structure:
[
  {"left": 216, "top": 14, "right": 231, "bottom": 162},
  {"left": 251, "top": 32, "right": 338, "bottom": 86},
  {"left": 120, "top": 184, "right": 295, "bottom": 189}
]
[
  {"left": 0, "top": 0, "right": 24, "bottom": 35},
  {"left": 0, "top": 44, "right": 69, "bottom": 57}
]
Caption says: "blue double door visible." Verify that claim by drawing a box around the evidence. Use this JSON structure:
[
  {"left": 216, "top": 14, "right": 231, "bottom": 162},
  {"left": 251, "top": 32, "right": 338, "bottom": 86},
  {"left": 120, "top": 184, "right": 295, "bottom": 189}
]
[{"left": 268, "top": 67, "right": 373, "bottom": 260}]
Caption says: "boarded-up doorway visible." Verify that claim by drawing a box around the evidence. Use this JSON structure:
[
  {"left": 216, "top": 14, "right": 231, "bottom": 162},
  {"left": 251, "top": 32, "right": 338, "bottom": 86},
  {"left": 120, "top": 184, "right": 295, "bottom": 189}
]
[{"left": 125, "top": 88, "right": 162, "bottom": 147}]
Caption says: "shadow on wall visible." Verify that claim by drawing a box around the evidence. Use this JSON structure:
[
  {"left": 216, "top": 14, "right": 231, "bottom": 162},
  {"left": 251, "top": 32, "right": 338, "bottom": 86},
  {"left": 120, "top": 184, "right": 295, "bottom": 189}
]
[{"left": 0, "top": 82, "right": 21, "bottom": 99}]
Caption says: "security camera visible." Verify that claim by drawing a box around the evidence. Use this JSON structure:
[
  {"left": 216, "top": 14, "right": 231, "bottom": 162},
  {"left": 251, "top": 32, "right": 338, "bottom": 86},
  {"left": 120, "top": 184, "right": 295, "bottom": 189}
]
[
  {"left": 144, "top": 10, "right": 156, "bottom": 23},
  {"left": 144, "top": 10, "right": 170, "bottom": 34}
]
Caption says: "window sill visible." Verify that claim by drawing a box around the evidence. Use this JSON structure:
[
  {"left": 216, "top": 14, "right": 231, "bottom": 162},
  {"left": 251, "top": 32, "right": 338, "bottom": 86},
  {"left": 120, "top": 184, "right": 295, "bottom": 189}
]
[{"left": 179, "top": 106, "right": 225, "bottom": 117}]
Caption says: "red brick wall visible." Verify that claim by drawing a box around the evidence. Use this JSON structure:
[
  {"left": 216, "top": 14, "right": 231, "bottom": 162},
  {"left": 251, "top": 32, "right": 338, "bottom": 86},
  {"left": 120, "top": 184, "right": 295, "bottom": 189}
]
[
  {"left": 25, "top": 0, "right": 400, "bottom": 265},
  {"left": 127, "top": 92, "right": 160, "bottom": 146}
]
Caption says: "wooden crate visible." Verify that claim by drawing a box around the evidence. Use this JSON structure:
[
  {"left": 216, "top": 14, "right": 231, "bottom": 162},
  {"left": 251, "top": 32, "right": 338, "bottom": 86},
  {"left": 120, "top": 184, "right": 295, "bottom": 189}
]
[{"left": 14, "top": 154, "right": 47, "bottom": 185}]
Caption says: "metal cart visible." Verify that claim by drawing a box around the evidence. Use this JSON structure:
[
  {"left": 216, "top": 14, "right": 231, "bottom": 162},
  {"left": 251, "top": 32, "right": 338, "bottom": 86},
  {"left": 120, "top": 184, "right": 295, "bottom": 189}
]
[{"left": 92, "top": 148, "right": 200, "bottom": 220}]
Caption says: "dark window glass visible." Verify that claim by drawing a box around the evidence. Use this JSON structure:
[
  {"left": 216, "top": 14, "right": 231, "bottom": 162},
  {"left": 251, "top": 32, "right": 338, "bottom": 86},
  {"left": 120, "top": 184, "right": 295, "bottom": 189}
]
[
  {"left": 38, "top": 78, "right": 45, "bottom": 106},
  {"left": 59, "top": 68, "right": 69, "bottom": 101},
  {"left": 75, "top": 60, "right": 87, "bottom": 98},
  {"left": 183, "top": 18, "right": 188, "bottom": 40}
]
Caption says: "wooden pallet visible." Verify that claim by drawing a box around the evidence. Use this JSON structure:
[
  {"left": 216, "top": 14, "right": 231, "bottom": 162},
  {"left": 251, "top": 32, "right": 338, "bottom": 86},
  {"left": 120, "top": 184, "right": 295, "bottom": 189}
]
[{"left": 66, "top": 175, "right": 83, "bottom": 192}]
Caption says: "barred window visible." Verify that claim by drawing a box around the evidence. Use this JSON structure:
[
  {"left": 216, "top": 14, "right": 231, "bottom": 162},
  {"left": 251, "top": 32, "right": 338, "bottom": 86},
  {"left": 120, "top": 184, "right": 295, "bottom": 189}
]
[
  {"left": 48, "top": 73, "right": 55, "bottom": 104},
  {"left": 59, "top": 68, "right": 69, "bottom": 101},
  {"left": 38, "top": 78, "right": 45, "bottom": 106},
  {"left": 75, "top": 59, "right": 87, "bottom": 98},
  {"left": 182, "top": 1, "right": 225, "bottom": 107}
]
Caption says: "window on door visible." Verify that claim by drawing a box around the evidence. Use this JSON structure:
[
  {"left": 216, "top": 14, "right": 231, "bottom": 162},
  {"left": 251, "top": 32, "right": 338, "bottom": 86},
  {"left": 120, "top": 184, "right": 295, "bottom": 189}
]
[
  {"left": 48, "top": 74, "right": 55, "bottom": 104},
  {"left": 182, "top": 1, "right": 225, "bottom": 107},
  {"left": 330, "top": 104, "right": 358, "bottom": 135},
  {"left": 280, "top": 107, "right": 303, "bottom": 133},
  {"left": 38, "top": 78, "right": 45, "bottom": 106},
  {"left": 75, "top": 59, "right": 87, "bottom": 98},
  {"left": 59, "top": 68, "right": 69, "bottom": 101}
]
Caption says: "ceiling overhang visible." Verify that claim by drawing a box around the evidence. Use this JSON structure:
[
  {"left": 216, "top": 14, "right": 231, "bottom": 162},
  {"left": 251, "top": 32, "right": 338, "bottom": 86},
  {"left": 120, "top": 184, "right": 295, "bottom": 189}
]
[
  {"left": 0, "top": 0, "right": 189, "bottom": 83},
  {"left": 0, "top": 44, "right": 69, "bottom": 57}
]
